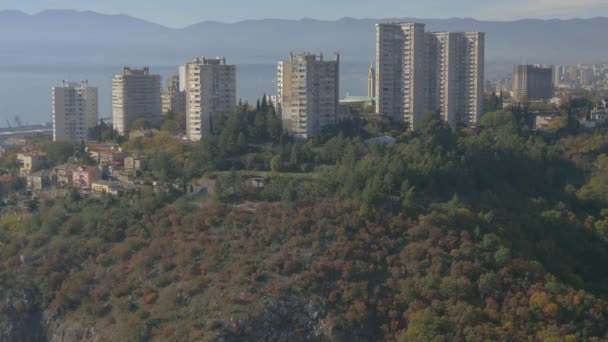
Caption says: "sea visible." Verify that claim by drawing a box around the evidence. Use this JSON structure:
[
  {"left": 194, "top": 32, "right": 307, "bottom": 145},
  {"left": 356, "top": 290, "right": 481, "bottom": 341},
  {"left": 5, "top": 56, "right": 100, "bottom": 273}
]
[{"left": 0, "top": 63, "right": 370, "bottom": 127}]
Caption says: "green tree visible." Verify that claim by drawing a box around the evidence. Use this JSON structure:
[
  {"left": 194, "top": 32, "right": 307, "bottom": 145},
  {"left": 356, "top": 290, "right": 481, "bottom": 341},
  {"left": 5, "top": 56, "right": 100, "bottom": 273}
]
[{"left": 270, "top": 155, "right": 283, "bottom": 172}]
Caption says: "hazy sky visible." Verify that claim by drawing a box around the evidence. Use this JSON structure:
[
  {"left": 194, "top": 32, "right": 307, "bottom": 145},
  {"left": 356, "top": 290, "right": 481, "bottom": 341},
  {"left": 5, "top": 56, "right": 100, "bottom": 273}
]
[{"left": 3, "top": 0, "right": 608, "bottom": 27}]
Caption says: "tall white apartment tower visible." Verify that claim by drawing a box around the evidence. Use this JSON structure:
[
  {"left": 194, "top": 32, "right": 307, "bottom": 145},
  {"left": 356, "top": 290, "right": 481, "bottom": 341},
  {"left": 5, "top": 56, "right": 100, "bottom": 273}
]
[
  {"left": 376, "top": 23, "right": 485, "bottom": 129},
  {"left": 112, "top": 67, "right": 162, "bottom": 135},
  {"left": 376, "top": 23, "right": 427, "bottom": 130},
  {"left": 52, "top": 80, "right": 98, "bottom": 143},
  {"left": 461, "top": 32, "right": 485, "bottom": 125},
  {"left": 427, "top": 32, "right": 485, "bottom": 126},
  {"left": 277, "top": 52, "right": 340, "bottom": 139},
  {"left": 185, "top": 57, "right": 237, "bottom": 141}
]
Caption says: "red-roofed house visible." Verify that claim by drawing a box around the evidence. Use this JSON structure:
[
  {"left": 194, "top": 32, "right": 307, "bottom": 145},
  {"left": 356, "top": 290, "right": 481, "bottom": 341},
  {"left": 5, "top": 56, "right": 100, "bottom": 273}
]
[
  {"left": 88, "top": 144, "right": 128, "bottom": 166},
  {"left": 0, "top": 175, "right": 16, "bottom": 195}
]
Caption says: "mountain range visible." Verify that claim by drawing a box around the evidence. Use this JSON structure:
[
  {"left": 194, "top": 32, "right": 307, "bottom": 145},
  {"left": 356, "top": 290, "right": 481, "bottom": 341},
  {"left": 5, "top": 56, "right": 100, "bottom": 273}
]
[{"left": 1, "top": 10, "right": 607, "bottom": 72}]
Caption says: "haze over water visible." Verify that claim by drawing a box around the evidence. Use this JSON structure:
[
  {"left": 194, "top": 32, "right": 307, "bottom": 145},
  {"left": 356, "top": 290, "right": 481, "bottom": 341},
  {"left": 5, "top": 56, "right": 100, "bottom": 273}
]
[{"left": 0, "top": 63, "right": 369, "bottom": 127}]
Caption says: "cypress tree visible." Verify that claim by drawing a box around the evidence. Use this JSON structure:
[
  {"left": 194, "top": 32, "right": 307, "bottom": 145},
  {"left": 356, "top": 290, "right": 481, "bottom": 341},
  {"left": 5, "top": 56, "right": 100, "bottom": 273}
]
[{"left": 261, "top": 95, "right": 269, "bottom": 114}]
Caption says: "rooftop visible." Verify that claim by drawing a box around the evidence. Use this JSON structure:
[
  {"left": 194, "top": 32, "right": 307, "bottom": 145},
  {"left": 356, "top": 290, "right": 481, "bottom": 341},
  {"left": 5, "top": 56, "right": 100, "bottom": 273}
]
[
  {"left": 93, "top": 180, "right": 122, "bottom": 188},
  {"left": 340, "top": 96, "right": 375, "bottom": 104},
  {"left": 0, "top": 175, "right": 15, "bottom": 183}
]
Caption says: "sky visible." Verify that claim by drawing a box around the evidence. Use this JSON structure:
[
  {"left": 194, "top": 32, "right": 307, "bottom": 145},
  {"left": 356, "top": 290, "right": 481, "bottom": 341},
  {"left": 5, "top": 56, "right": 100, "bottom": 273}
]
[{"left": 2, "top": 0, "right": 608, "bottom": 27}]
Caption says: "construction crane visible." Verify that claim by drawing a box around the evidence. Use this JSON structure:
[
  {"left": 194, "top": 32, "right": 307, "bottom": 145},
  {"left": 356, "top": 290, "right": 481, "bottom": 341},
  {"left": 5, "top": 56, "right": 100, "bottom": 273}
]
[{"left": 13, "top": 115, "right": 23, "bottom": 127}]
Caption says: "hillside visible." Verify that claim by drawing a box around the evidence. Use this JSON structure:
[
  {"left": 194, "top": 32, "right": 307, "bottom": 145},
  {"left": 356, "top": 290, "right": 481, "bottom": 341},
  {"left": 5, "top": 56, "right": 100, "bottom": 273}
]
[
  {"left": 0, "top": 10, "right": 608, "bottom": 68},
  {"left": 1, "top": 107, "right": 608, "bottom": 340}
]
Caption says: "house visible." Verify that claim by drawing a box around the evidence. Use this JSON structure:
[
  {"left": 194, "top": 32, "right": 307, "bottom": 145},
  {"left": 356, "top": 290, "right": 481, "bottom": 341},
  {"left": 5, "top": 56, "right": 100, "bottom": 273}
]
[
  {"left": 26, "top": 170, "right": 54, "bottom": 191},
  {"left": 72, "top": 166, "right": 102, "bottom": 190},
  {"left": 17, "top": 151, "right": 47, "bottom": 176},
  {"left": 92, "top": 180, "right": 123, "bottom": 195},
  {"left": 88, "top": 144, "right": 128, "bottom": 166},
  {"left": 124, "top": 156, "right": 146, "bottom": 172},
  {"left": 53, "top": 164, "right": 78, "bottom": 187},
  {"left": 590, "top": 107, "right": 608, "bottom": 123}
]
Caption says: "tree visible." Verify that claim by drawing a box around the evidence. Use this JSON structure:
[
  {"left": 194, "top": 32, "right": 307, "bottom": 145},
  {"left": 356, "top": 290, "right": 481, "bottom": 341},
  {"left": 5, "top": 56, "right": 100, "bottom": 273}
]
[
  {"left": 480, "top": 110, "right": 516, "bottom": 129},
  {"left": 44, "top": 141, "right": 75, "bottom": 166},
  {"left": 270, "top": 155, "right": 283, "bottom": 172},
  {"left": 261, "top": 95, "right": 269, "bottom": 114},
  {"left": 131, "top": 118, "right": 152, "bottom": 131},
  {"left": 483, "top": 93, "right": 501, "bottom": 113}
]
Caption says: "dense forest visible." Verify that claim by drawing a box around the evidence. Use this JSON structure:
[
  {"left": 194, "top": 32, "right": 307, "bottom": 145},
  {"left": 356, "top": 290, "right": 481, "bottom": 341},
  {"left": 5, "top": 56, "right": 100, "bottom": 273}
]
[{"left": 1, "top": 102, "right": 608, "bottom": 341}]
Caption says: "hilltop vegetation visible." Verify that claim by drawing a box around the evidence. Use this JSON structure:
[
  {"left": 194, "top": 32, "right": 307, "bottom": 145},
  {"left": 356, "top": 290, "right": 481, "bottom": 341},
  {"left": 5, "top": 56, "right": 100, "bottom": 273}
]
[{"left": 2, "top": 109, "right": 608, "bottom": 341}]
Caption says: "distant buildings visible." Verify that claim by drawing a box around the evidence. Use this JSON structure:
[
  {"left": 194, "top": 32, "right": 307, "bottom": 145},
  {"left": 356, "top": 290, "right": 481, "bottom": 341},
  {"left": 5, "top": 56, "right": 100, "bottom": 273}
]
[
  {"left": 580, "top": 67, "right": 594, "bottom": 87},
  {"left": 339, "top": 96, "right": 375, "bottom": 118},
  {"left": 277, "top": 52, "right": 340, "bottom": 139},
  {"left": 375, "top": 23, "right": 484, "bottom": 129},
  {"left": 52, "top": 81, "right": 98, "bottom": 143},
  {"left": 184, "top": 57, "right": 237, "bottom": 141},
  {"left": 513, "top": 64, "right": 553, "bottom": 102},
  {"left": 112, "top": 67, "right": 162, "bottom": 135},
  {"left": 161, "top": 75, "right": 186, "bottom": 115}
]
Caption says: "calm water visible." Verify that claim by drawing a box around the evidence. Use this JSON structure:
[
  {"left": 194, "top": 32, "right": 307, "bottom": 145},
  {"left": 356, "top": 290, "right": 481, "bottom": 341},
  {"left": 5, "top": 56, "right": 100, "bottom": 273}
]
[{"left": 0, "top": 63, "right": 369, "bottom": 127}]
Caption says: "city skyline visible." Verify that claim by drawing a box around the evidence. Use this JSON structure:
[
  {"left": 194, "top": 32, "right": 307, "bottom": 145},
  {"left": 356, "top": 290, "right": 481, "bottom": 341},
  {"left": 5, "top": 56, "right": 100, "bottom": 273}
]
[{"left": 2, "top": 0, "right": 608, "bottom": 27}]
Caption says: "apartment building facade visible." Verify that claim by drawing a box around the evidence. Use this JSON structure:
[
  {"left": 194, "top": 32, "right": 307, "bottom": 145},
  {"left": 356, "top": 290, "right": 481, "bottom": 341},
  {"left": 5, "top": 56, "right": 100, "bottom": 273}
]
[
  {"left": 161, "top": 75, "right": 186, "bottom": 115},
  {"left": 277, "top": 52, "right": 340, "bottom": 139},
  {"left": 427, "top": 32, "right": 485, "bottom": 126},
  {"left": 112, "top": 67, "right": 162, "bottom": 135},
  {"left": 185, "top": 57, "right": 237, "bottom": 141},
  {"left": 376, "top": 22, "right": 484, "bottom": 129},
  {"left": 52, "top": 81, "right": 98, "bottom": 143},
  {"left": 513, "top": 64, "right": 553, "bottom": 101}
]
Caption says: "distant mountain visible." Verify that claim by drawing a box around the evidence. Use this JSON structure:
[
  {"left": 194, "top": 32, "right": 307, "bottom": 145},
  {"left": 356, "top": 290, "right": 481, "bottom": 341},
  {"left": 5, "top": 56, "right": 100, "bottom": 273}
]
[{"left": 1, "top": 10, "right": 607, "bottom": 72}]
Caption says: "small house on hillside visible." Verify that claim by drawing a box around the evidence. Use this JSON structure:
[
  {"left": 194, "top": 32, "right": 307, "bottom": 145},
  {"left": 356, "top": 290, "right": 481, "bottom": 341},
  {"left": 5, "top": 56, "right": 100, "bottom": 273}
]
[
  {"left": 72, "top": 166, "right": 102, "bottom": 190},
  {"left": 26, "top": 170, "right": 54, "bottom": 191},
  {"left": 92, "top": 180, "right": 123, "bottom": 196}
]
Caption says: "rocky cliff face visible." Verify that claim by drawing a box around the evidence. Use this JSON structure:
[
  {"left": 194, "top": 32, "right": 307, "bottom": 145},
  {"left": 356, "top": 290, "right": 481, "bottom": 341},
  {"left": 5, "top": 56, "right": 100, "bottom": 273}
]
[
  {"left": 0, "top": 289, "right": 343, "bottom": 341},
  {"left": 0, "top": 281, "right": 46, "bottom": 342}
]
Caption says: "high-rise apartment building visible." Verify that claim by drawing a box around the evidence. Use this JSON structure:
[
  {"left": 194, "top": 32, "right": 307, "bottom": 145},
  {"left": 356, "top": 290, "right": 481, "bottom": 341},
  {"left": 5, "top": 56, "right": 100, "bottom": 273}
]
[
  {"left": 580, "top": 67, "right": 594, "bottom": 86},
  {"left": 185, "top": 57, "right": 237, "bottom": 141},
  {"left": 513, "top": 64, "right": 553, "bottom": 101},
  {"left": 553, "top": 65, "right": 564, "bottom": 86},
  {"left": 52, "top": 80, "right": 98, "bottom": 143},
  {"left": 112, "top": 67, "right": 162, "bottom": 135},
  {"left": 376, "top": 23, "right": 427, "bottom": 130},
  {"left": 375, "top": 22, "right": 484, "bottom": 129},
  {"left": 178, "top": 65, "right": 187, "bottom": 92},
  {"left": 161, "top": 75, "right": 186, "bottom": 115},
  {"left": 277, "top": 52, "right": 340, "bottom": 139},
  {"left": 427, "top": 32, "right": 485, "bottom": 126}
]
